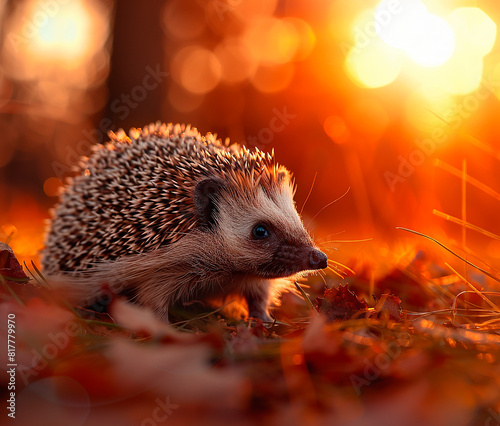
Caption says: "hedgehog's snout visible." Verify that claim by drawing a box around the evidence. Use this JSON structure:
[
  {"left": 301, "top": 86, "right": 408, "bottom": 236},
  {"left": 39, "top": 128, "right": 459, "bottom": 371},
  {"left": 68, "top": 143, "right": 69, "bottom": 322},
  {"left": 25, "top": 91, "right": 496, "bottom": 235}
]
[
  {"left": 307, "top": 248, "right": 328, "bottom": 270},
  {"left": 263, "top": 245, "right": 328, "bottom": 277}
]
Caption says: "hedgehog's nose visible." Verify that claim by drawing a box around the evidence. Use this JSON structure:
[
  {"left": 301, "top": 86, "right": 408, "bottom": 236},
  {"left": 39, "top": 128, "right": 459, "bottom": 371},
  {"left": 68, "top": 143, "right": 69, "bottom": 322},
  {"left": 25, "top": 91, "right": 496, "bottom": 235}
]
[{"left": 309, "top": 249, "right": 328, "bottom": 270}]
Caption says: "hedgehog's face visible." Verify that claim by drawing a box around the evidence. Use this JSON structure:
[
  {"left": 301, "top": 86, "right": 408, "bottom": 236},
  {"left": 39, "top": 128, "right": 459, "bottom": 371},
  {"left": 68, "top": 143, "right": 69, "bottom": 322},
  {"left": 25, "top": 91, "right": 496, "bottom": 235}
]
[{"left": 194, "top": 175, "right": 328, "bottom": 279}]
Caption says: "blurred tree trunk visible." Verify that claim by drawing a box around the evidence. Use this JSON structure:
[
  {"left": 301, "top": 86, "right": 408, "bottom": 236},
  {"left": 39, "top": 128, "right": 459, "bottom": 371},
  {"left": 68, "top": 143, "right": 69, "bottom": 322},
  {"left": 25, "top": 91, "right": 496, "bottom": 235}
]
[{"left": 106, "top": 0, "right": 167, "bottom": 131}]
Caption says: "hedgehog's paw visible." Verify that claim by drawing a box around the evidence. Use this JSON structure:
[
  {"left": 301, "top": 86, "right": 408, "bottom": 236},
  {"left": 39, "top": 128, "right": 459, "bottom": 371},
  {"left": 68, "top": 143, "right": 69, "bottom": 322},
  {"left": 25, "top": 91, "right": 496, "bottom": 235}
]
[
  {"left": 241, "top": 279, "right": 273, "bottom": 322},
  {"left": 247, "top": 299, "right": 273, "bottom": 322},
  {"left": 248, "top": 309, "right": 273, "bottom": 323}
]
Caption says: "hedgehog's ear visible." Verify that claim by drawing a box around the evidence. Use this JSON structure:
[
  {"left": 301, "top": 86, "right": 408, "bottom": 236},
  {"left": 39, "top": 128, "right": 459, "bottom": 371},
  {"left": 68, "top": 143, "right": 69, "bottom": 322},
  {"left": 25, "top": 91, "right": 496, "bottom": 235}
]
[{"left": 194, "top": 178, "right": 225, "bottom": 227}]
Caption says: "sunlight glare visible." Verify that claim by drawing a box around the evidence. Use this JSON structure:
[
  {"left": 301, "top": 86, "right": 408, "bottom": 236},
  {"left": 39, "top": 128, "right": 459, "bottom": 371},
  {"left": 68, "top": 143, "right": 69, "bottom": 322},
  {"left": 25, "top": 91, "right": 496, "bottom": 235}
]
[
  {"left": 449, "top": 7, "right": 497, "bottom": 56},
  {"left": 344, "top": 2, "right": 496, "bottom": 94},
  {"left": 376, "top": 0, "right": 455, "bottom": 67},
  {"left": 30, "top": 0, "right": 93, "bottom": 59},
  {"left": 439, "top": 7, "right": 497, "bottom": 94},
  {"left": 345, "top": 40, "right": 401, "bottom": 88}
]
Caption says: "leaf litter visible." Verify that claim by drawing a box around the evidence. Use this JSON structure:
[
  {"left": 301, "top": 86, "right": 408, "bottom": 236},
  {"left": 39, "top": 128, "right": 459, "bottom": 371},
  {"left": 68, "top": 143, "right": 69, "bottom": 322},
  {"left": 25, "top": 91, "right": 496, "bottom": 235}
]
[{"left": 1, "top": 239, "right": 500, "bottom": 426}]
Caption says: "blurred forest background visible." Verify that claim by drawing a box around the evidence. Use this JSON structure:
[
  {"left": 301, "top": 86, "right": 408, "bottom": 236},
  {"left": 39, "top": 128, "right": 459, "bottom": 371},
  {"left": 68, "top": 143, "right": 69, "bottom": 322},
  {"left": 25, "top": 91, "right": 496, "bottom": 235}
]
[{"left": 1, "top": 0, "right": 500, "bottom": 272}]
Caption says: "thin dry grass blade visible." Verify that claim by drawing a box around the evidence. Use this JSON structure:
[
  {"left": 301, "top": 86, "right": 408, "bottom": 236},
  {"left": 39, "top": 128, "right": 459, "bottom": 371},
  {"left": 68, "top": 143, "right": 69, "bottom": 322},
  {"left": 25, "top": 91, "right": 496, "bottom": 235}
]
[
  {"left": 31, "top": 260, "right": 49, "bottom": 286},
  {"left": 24, "top": 261, "right": 44, "bottom": 286},
  {"left": 5, "top": 232, "right": 14, "bottom": 245},
  {"left": 396, "top": 227, "right": 500, "bottom": 284},
  {"left": 446, "top": 262, "right": 500, "bottom": 313},
  {"left": 300, "top": 172, "right": 317, "bottom": 216},
  {"left": 461, "top": 159, "right": 467, "bottom": 281},
  {"left": 451, "top": 291, "right": 500, "bottom": 312},
  {"left": 294, "top": 281, "right": 316, "bottom": 312},
  {"left": 0, "top": 273, "right": 24, "bottom": 306},
  {"left": 458, "top": 130, "right": 500, "bottom": 161},
  {"left": 434, "top": 159, "right": 500, "bottom": 202},
  {"left": 425, "top": 110, "right": 500, "bottom": 160},
  {"left": 433, "top": 210, "right": 500, "bottom": 240}
]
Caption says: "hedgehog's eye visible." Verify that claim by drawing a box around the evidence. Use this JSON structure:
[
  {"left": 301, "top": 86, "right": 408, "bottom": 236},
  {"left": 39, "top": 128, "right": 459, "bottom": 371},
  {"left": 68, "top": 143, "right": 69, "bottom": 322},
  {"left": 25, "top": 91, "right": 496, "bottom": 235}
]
[{"left": 252, "top": 225, "right": 269, "bottom": 239}]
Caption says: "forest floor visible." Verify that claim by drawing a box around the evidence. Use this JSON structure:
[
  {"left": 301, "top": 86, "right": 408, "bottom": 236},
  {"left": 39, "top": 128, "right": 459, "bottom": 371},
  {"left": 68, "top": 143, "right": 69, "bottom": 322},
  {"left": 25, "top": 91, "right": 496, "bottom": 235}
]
[{"left": 1, "top": 233, "right": 500, "bottom": 426}]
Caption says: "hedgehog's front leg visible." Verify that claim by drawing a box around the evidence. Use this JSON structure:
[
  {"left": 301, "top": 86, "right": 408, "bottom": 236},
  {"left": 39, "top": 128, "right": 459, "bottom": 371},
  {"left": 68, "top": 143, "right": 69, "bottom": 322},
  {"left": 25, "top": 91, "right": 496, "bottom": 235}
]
[{"left": 242, "top": 279, "right": 273, "bottom": 322}]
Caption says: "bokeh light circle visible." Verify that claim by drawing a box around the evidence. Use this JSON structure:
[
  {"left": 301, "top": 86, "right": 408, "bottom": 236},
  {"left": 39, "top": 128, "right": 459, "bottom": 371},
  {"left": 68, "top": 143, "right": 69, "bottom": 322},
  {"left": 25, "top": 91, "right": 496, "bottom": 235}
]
[
  {"left": 171, "top": 46, "right": 222, "bottom": 95},
  {"left": 345, "top": 41, "right": 402, "bottom": 88},
  {"left": 214, "top": 38, "right": 257, "bottom": 84},
  {"left": 250, "top": 63, "right": 294, "bottom": 93}
]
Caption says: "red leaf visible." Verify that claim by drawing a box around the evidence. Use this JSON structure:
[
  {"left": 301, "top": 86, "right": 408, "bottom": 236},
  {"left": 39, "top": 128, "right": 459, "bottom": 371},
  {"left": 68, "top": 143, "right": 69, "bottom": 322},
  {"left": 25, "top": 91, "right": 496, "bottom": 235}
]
[
  {"left": 374, "top": 294, "right": 402, "bottom": 321},
  {"left": 316, "top": 284, "right": 368, "bottom": 321},
  {"left": 0, "top": 242, "right": 28, "bottom": 280}
]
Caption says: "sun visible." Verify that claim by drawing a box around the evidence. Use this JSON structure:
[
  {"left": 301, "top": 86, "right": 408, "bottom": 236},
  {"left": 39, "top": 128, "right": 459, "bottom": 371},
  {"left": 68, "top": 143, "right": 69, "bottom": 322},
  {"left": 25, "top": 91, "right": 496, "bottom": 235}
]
[
  {"left": 344, "top": 1, "right": 497, "bottom": 93},
  {"left": 375, "top": 0, "right": 456, "bottom": 68}
]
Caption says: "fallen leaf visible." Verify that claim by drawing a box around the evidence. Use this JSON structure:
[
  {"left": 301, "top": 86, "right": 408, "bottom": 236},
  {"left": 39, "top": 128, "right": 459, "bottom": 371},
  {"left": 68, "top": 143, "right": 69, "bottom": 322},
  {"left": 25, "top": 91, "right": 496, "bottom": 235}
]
[
  {"left": 106, "top": 338, "right": 249, "bottom": 409},
  {"left": 109, "top": 298, "right": 172, "bottom": 338},
  {"left": 373, "top": 294, "right": 402, "bottom": 321},
  {"left": 109, "top": 298, "right": 224, "bottom": 348},
  {"left": 316, "top": 284, "right": 368, "bottom": 321},
  {"left": 0, "top": 242, "right": 29, "bottom": 280}
]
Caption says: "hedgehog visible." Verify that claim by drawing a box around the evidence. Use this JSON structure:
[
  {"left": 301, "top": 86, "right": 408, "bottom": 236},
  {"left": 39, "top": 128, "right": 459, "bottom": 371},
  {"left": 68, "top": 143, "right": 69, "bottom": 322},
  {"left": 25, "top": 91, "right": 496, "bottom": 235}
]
[{"left": 42, "top": 122, "right": 328, "bottom": 321}]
